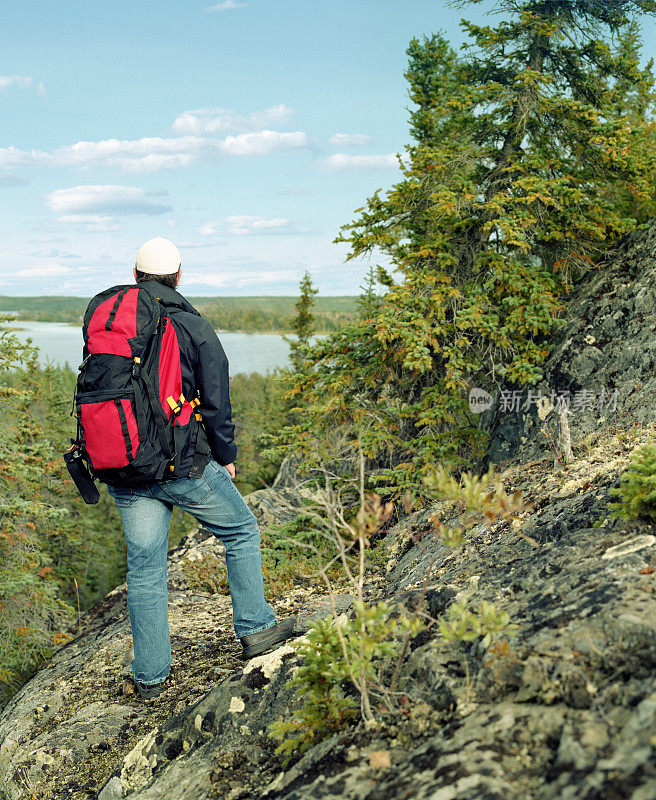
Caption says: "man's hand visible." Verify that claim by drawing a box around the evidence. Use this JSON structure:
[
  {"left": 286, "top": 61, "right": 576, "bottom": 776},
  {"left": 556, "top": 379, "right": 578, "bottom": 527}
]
[{"left": 224, "top": 463, "right": 236, "bottom": 480}]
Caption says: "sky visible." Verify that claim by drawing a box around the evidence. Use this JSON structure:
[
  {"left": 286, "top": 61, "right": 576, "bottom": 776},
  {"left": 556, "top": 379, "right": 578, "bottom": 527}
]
[{"left": 1, "top": 1, "right": 655, "bottom": 298}]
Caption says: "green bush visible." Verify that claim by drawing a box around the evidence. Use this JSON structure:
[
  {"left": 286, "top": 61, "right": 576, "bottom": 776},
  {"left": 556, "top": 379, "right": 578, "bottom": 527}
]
[
  {"left": 608, "top": 443, "right": 656, "bottom": 521},
  {"left": 229, "top": 371, "right": 286, "bottom": 494},
  {"left": 260, "top": 511, "right": 349, "bottom": 594},
  {"left": 269, "top": 615, "right": 359, "bottom": 762},
  {"left": 270, "top": 602, "right": 416, "bottom": 763},
  {"left": 439, "top": 599, "right": 516, "bottom": 649},
  {"left": 181, "top": 553, "right": 229, "bottom": 594}
]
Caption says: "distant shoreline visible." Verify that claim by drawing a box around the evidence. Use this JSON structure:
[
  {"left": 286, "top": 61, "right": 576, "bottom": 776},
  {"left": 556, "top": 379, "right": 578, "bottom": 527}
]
[
  {"left": 1, "top": 294, "right": 357, "bottom": 335},
  {"left": 0, "top": 319, "right": 330, "bottom": 337}
]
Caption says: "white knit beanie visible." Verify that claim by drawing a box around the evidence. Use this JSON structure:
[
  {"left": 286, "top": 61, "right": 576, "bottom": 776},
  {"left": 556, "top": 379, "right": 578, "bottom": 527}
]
[{"left": 135, "top": 237, "right": 181, "bottom": 275}]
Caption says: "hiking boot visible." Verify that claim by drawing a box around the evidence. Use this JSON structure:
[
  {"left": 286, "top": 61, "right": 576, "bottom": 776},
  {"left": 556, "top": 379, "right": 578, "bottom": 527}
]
[
  {"left": 240, "top": 617, "right": 297, "bottom": 660},
  {"left": 135, "top": 677, "right": 168, "bottom": 700}
]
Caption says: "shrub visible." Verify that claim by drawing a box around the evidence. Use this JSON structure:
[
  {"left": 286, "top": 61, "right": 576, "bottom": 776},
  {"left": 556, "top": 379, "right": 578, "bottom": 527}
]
[
  {"left": 269, "top": 615, "right": 359, "bottom": 761},
  {"left": 439, "top": 599, "right": 516, "bottom": 649},
  {"left": 260, "top": 511, "right": 353, "bottom": 595},
  {"left": 271, "top": 447, "right": 527, "bottom": 763},
  {"left": 270, "top": 602, "right": 420, "bottom": 762},
  {"left": 181, "top": 553, "right": 229, "bottom": 594},
  {"left": 608, "top": 442, "right": 656, "bottom": 521}
]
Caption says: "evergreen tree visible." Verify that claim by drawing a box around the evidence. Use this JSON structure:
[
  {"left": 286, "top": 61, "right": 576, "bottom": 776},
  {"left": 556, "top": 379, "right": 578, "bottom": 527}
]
[
  {"left": 273, "top": 0, "right": 656, "bottom": 500},
  {"left": 229, "top": 371, "right": 286, "bottom": 491},
  {"left": 286, "top": 272, "right": 319, "bottom": 371},
  {"left": 0, "top": 327, "right": 72, "bottom": 703},
  {"left": 356, "top": 266, "right": 388, "bottom": 322}
]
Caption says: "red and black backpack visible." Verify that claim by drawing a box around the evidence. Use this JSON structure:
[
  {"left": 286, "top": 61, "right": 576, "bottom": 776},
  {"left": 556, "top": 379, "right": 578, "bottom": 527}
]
[{"left": 71, "top": 284, "right": 204, "bottom": 487}]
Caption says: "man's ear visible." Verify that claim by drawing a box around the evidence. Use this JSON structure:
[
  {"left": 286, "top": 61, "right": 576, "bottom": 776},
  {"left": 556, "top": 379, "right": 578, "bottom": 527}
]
[
  {"left": 175, "top": 267, "right": 181, "bottom": 288},
  {"left": 133, "top": 267, "right": 138, "bottom": 282}
]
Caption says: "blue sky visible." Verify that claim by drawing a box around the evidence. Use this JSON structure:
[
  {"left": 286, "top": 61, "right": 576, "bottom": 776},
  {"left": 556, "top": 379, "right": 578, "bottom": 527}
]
[{"left": 1, "top": 1, "right": 655, "bottom": 297}]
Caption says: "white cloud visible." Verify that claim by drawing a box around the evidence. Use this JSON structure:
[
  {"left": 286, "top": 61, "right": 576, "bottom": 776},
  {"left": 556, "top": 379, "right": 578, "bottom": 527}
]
[
  {"left": 0, "top": 136, "right": 205, "bottom": 173},
  {"left": 51, "top": 136, "right": 205, "bottom": 172},
  {"left": 29, "top": 247, "right": 80, "bottom": 259},
  {"left": 277, "top": 187, "right": 311, "bottom": 196},
  {"left": 176, "top": 239, "right": 226, "bottom": 249},
  {"left": 0, "top": 128, "right": 308, "bottom": 172},
  {"left": 29, "top": 234, "right": 66, "bottom": 244},
  {"left": 184, "top": 268, "right": 300, "bottom": 289},
  {"left": 172, "top": 105, "right": 293, "bottom": 135},
  {"left": 328, "top": 133, "right": 373, "bottom": 147},
  {"left": 16, "top": 265, "right": 72, "bottom": 278},
  {"left": 199, "top": 222, "right": 219, "bottom": 236},
  {"left": 219, "top": 130, "right": 308, "bottom": 156},
  {"left": 0, "top": 75, "right": 45, "bottom": 95},
  {"left": 226, "top": 215, "right": 291, "bottom": 235},
  {"left": 46, "top": 185, "right": 172, "bottom": 216},
  {"left": 30, "top": 248, "right": 59, "bottom": 258},
  {"left": 0, "top": 147, "right": 32, "bottom": 167},
  {"left": 199, "top": 215, "right": 292, "bottom": 236},
  {"left": 319, "top": 153, "right": 402, "bottom": 171},
  {"left": 205, "top": 0, "right": 248, "bottom": 11}
]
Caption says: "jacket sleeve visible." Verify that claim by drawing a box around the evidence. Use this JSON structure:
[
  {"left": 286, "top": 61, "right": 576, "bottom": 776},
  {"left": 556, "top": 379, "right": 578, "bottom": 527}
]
[{"left": 194, "top": 321, "right": 237, "bottom": 466}]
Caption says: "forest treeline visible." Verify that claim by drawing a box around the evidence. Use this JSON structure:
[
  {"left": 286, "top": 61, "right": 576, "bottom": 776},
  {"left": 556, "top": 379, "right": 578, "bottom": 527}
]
[
  {"left": 0, "top": 295, "right": 357, "bottom": 334},
  {"left": 3, "top": 0, "right": 656, "bottom": 711}
]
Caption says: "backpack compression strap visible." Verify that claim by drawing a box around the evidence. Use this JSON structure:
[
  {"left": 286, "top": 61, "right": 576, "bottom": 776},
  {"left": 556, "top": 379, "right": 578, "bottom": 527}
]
[{"left": 131, "top": 355, "right": 173, "bottom": 477}]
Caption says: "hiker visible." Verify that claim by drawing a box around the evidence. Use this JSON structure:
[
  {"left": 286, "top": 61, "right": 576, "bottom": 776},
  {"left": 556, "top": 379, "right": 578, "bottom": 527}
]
[{"left": 89, "top": 237, "right": 295, "bottom": 699}]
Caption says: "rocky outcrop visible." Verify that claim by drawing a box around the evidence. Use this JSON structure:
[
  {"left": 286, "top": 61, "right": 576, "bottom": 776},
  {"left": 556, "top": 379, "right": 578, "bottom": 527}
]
[
  {"left": 2, "top": 426, "right": 656, "bottom": 800},
  {"left": 484, "top": 222, "right": 656, "bottom": 466},
  {"left": 0, "top": 513, "right": 336, "bottom": 800}
]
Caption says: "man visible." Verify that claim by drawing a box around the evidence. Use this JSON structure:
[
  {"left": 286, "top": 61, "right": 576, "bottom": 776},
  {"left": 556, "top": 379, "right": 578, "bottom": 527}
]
[{"left": 105, "top": 236, "right": 295, "bottom": 700}]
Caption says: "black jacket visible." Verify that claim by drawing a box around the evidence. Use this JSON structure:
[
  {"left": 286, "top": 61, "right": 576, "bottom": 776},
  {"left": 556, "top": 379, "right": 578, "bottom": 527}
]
[{"left": 138, "top": 280, "right": 237, "bottom": 471}]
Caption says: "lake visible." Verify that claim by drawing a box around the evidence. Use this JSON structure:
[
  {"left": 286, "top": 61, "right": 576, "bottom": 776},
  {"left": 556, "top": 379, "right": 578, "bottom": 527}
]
[{"left": 2, "top": 320, "right": 293, "bottom": 376}]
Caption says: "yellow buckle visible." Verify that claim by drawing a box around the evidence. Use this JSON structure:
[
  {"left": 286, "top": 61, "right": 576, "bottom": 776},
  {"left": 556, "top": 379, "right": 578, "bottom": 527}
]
[{"left": 166, "top": 396, "right": 181, "bottom": 415}]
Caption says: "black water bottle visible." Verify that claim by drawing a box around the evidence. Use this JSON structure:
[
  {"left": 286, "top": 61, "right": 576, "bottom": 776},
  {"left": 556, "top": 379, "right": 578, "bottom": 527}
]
[{"left": 63, "top": 447, "right": 100, "bottom": 505}]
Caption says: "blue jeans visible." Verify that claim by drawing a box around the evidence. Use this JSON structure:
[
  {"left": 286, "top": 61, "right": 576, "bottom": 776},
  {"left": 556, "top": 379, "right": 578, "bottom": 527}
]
[{"left": 107, "top": 458, "right": 277, "bottom": 685}]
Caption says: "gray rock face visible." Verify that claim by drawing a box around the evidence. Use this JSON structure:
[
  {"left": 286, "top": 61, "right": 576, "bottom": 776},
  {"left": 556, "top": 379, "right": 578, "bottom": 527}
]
[
  {"left": 98, "top": 776, "right": 123, "bottom": 800},
  {"left": 483, "top": 222, "right": 656, "bottom": 466}
]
